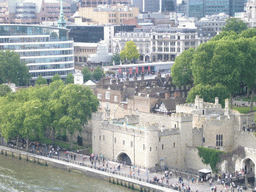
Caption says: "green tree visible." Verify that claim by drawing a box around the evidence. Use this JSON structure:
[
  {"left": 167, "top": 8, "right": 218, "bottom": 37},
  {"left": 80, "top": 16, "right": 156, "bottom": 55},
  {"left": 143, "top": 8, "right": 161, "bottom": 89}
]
[
  {"left": 192, "top": 40, "right": 244, "bottom": 108},
  {"left": 0, "top": 84, "right": 12, "bottom": 97},
  {"left": 210, "top": 31, "right": 239, "bottom": 42},
  {"left": 22, "top": 99, "right": 44, "bottom": 151},
  {"left": 65, "top": 73, "right": 74, "bottom": 84},
  {"left": 236, "top": 38, "right": 256, "bottom": 111},
  {"left": 81, "top": 67, "right": 92, "bottom": 82},
  {"left": 120, "top": 41, "right": 140, "bottom": 63},
  {"left": 186, "top": 84, "right": 230, "bottom": 107},
  {"left": 35, "top": 75, "right": 47, "bottom": 85},
  {"left": 51, "top": 74, "right": 61, "bottom": 82},
  {"left": 111, "top": 52, "right": 121, "bottom": 65},
  {"left": 171, "top": 48, "right": 195, "bottom": 87},
  {"left": 222, "top": 18, "right": 248, "bottom": 34},
  {"left": 46, "top": 80, "right": 65, "bottom": 146},
  {"left": 92, "top": 66, "right": 104, "bottom": 81},
  {"left": 0, "top": 50, "right": 30, "bottom": 86},
  {"left": 0, "top": 99, "right": 23, "bottom": 145},
  {"left": 240, "top": 28, "right": 256, "bottom": 38},
  {"left": 59, "top": 84, "right": 99, "bottom": 149}
]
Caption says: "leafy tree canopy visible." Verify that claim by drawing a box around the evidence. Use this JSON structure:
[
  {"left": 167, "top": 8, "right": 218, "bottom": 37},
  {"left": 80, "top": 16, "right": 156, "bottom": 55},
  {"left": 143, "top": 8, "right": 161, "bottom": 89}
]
[
  {"left": 186, "top": 84, "right": 229, "bottom": 107},
  {"left": 51, "top": 74, "right": 62, "bottom": 82},
  {"left": 35, "top": 75, "right": 47, "bottom": 85},
  {"left": 120, "top": 41, "right": 140, "bottom": 63},
  {"left": 222, "top": 18, "right": 248, "bottom": 34},
  {"left": 192, "top": 39, "right": 244, "bottom": 96},
  {"left": 65, "top": 73, "right": 74, "bottom": 84},
  {"left": 81, "top": 67, "right": 92, "bottom": 82},
  {"left": 111, "top": 52, "right": 121, "bottom": 65},
  {"left": 93, "top": 66, "right": 104, "bottom": 81},
  {"left": 0, "top": 84, "right": 12, "bottom": 97},
  {"left": 0, "top": 50, "right": 30, "bottom": 86},
  {"left": 171, "top": 48, "right": 195, "bottom": 87},
  {"left": 240, "top": 28, "right": 256, "bottom": 38},
  {"left": 0, "top": 80, "right": 99, "bottom": 149}
]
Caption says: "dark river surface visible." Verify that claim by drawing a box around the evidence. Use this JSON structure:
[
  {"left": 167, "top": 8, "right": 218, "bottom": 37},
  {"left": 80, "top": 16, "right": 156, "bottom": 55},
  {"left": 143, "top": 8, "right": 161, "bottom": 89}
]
[{"left": 0, "top": 155, "right": 132, "bottom": 192}]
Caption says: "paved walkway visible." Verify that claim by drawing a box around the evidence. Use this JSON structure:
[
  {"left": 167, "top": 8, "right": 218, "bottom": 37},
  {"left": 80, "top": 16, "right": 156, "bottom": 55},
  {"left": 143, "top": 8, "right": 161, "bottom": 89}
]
[{"left": 1, "top": 144, "right": 252, "bottom": 192}]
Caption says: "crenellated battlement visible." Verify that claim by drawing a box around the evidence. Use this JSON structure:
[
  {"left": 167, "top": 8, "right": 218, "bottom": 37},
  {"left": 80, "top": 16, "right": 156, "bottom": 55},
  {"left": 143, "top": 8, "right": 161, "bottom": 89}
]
[
  {"left": 102, "top": 120, "right": 146, "bottom": 136},
  {"left": 171, "top": 112, "right": 193, "bottom": 122},
  {"left": 145, "top": 123, "right": 159, "bottom": 131},
  {"left": 92, "top": 112, "right": 103, "bottom": 121}
]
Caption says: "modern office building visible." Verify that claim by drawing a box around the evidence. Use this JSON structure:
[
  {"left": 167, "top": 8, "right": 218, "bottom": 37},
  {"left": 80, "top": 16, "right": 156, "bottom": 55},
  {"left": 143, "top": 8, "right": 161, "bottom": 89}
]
[
  {"left": 185, "top": 0, "right": 247, "bottom": 18},
  {"left": 133, "top": 0, "right": 176, "bottom": 13},
  {"left": 0, "top": 0, "right": 72, "bottom": 24},
  {"left": 67, "top": 24, "right": 136, "bottom": 52},
  {"left": 0, "top": 24, "right": 75, "bottom": 84},
  {"left": 80, "top": 0, "right": 131, "bottom": 7}
]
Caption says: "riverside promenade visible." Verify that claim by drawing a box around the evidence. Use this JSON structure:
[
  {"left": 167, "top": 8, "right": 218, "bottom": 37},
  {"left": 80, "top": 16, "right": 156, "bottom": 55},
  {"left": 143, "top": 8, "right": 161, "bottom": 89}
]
[
  {"left": 0, "top": 145, "right": 248, "bottom": 192},
  {"left": 0, "top": 145, "right": 174, "bottom": 192}
]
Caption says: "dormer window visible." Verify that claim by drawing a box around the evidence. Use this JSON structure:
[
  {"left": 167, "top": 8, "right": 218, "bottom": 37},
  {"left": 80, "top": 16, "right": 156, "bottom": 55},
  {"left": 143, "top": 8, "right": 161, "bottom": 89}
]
[
  {"left": 114, "top": 96, "right": 118, "bottom": 102},
  {"left": 105, "top": 91, "right": 110, "bottom": 100}
]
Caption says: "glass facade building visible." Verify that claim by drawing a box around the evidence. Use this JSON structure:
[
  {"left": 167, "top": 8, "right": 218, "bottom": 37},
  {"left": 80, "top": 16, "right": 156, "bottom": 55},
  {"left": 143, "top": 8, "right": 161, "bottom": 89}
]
[
  {"left": 186, "top": 0, "right": 247, "bottom": 18},
  {"left": 0, "top": 24, "right": 74, "bottom": 84}
]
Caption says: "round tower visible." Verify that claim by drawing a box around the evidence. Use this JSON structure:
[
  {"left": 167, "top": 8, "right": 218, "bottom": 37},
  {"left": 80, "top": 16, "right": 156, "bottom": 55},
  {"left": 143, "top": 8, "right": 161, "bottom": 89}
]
[{"left": 145, "top": 123, "right": 159, "bottom": 169}]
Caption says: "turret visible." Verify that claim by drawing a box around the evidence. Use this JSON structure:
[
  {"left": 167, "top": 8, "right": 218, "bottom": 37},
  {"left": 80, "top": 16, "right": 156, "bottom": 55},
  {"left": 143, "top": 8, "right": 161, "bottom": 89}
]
[
  {"left": 224, "top": 99, "right": 230, "bottom": 116},
  {"left": 215, "top": 97, "right": 219, "bottom": 105},
  {"left": 145, "top": 123, "right": 159, "bottom": 168}
]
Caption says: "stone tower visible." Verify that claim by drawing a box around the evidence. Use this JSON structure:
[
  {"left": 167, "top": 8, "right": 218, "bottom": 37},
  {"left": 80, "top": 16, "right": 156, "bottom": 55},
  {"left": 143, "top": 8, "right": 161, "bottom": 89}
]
[{"left": 145, "top": 123, "right": 159, "bottom": 169}]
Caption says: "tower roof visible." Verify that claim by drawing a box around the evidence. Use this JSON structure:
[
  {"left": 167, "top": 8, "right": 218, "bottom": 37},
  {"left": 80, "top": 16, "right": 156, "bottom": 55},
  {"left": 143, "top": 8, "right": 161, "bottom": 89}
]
[{"left": 58, "top": 0, "right": 67, "bottom": 28}]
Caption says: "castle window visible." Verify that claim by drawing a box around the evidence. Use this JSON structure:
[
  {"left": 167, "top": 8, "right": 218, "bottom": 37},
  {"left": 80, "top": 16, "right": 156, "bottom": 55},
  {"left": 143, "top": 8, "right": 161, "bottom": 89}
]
[
  {"left": 203, "top": 137, "right": 205, "bottom": 143},
  {"left": 150, "top": 147, "right": 152, "bottom": 151},
  {"left": 162, "top": 144, "right": 164, "bottom": 150},
  {"left": 159, "top": 137, "right": 161, "bottom": 142},
  {"left": 156, "top": 147, "right": 157, "bottom": 151},
  {"left": 123, "top": 140, "right": 125, "bottom": 145},
  {"left": 114, "top": 137, "right": 116, "bottom": 143},
  {"left": 216, "top": 134, "right": 223, "bottom": 146},
  {"left": 143, "top": 144, "right": 145, "bottom": 150},
  {"left": 99, "top": 136, "right": 101, "bottom": 140},
  {"left": 103, "top": 135, "right": 105, "bottom": 141},
  {"left": 130, "top": 141, "right": 133, "bottom": 147},
  {"left": 173, "top": 143, "right": 175, "bottom": 148},
  {"left": 94, "top": 136, "right": 95, "bottom": 140}
]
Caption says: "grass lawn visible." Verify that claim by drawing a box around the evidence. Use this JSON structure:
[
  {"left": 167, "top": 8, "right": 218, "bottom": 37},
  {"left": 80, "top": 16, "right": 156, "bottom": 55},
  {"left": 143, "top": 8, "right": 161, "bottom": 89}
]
[
  {"left": 234, "top": 96, "right": 256, "bottom": 102},
  {"left": 32, "top": 137, "right": 84, "bottom": 151},
  {"left": 232, "top": 106, "right": 256, "bottom": 113}
]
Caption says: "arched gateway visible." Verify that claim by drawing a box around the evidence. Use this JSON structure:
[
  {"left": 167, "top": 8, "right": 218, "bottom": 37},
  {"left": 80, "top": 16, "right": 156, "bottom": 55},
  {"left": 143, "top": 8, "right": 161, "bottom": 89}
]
[
  {"left": 117, "top": 152, "right": 132, "bottom": 165},
  {"left": 241, "top": 157, "right": 255, "bottom": 186}
]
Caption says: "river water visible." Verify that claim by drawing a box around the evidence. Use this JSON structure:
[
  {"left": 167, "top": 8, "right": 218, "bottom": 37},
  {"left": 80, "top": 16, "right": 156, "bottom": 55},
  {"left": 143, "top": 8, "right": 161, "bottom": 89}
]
[{"left": 0, "top": 155, "right": 132, "bottom": 192}]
